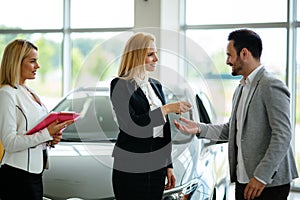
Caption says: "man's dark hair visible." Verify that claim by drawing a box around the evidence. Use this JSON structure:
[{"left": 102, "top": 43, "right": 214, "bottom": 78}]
[{"left": 228, "top": 29, "right": 262, "bottom": 59}]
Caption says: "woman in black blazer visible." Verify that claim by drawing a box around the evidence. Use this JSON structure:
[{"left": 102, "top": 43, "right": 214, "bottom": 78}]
[{"left": 110, "top": 32, "right": 191, "bottom": 200}]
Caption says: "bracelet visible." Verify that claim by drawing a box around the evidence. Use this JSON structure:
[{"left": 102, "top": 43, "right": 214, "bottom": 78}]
[{"left": 47, "top": 141, "right": 55, "bottom": 149}]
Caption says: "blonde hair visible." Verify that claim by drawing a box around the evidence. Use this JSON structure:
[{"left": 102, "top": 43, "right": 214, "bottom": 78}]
[
  {"left": 118, "top": 32, "right": 156, "bottom": 80},
  {"left": 0, "top": 39, "right": 38, "bottom": 87}
]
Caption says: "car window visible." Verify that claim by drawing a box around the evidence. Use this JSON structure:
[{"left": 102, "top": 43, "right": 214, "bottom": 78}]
[
  {"left": 197, "top": 92, "right": 216, "bottom": 123},
  {"left": 52, "top": 90, "right": 119, "bottom": 142},
  {"left": 196, "top": 94, "right": 211, "bottom": 124},
  {"left": 52, "top": 87, "right": 214, "bottom": 144}
]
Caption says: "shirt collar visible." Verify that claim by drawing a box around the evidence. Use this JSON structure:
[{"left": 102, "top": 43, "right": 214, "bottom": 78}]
[{"left": 240, "top": 65, "right": 263, "bottom": 86}]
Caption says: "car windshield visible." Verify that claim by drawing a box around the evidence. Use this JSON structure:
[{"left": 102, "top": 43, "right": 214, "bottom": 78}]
[
  {"left": 52, "top": 89, "right": 119, "bottom": 142},
  {"left": 52, "top": 86, "right": 212, "bottom": 144}
]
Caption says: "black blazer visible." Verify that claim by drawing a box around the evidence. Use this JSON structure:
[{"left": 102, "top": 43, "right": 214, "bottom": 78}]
[{"left": 110, "top": 77, "right": 172, "bottom": 170}]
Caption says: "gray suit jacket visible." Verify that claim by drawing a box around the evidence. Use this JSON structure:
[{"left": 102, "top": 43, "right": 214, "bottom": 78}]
[{"left": 199, "top": 67, "right": 298, "bottom": 187}]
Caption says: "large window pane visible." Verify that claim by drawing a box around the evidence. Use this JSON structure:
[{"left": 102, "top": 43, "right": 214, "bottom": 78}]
[
  {"left": 71, "top": 32, "right": 130, "bottom": 88},
  {"left": 186, "top": 28, "right": 287, "bottom": 122},
  {"left": 186, "top": 0, "right": 287, "bottom": 25},
  {"left": 185, "top": 29, "right": 237, "bottom": 123},
  {"left": 293, "top": 29, "right": 300, "bottom": 189},
  {"left": 0, "top": 33, "right": 63, "bottom": 110},
  {"left": 28, "top": 34, "right": 63, "bottom": 110},
  {"left": 186, "top": 28, "right": 287, "bottom": 80},
  {"left": 298, "top": 0, "right": 300, "bottom": 20},
  {"left": 71, "top": 0, "right": 134, "bottom": 28},
  {"left": 0, "top": 0, "right": 62, "bottom": 29}
]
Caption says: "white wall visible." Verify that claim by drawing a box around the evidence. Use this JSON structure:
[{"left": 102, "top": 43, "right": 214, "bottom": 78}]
[{"left": 134, "top": 0, "right": 183, "bottom": 87}]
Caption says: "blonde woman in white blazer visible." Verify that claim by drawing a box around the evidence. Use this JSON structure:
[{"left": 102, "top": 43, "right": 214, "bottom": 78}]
[{"left": 0, "top": 39, "right": 73, "bottom": 200}]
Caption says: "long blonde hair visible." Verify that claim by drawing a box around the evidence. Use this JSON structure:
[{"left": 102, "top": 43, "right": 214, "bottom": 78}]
[
  {"left": 118, "top": 32, "right": 155, "bottom": 80},
  {"left": 0, "top": 39, "right": 38, "bottom": 87}
]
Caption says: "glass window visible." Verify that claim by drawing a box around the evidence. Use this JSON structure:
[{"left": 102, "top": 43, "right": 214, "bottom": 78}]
[
  {"left": 293, "top": 29, "right": 300, "bottom": 188},
  {"left": 298, "top": 0, "right": 300, "bottom": 20},
  {"left": 27, "top": 34, "right": 63, "bottom": 110},
  {"left": 183, "top": 29, "right": 233, "bottom": 123},
  {"left": 186, "top": 28, "right": 287, "bottom": 80},
  {"left": 0, "top": 33, "right": 63, "bottom": 110},
  {"left": 53, "top": 89, "right": 119, "bottom": 142},
  {"left": 71, "top": 0, "right": 134, "bottom": 28},
  {"left": 71, "top": 32, "right": 131, "bottom": 88},
  {"left": 185, "top": 28, "right": 287, "bottom": 122},
  {"left": 186, "top": 0, "right": 287, "bottom": 25},
  {"left": 0, "top": 0, "right": 63, "bottom": 29}
]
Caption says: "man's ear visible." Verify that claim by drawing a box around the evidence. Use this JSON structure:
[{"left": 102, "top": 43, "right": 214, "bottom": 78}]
[{"left": 239, "top": 48, "right": 249, "bottom": 60}]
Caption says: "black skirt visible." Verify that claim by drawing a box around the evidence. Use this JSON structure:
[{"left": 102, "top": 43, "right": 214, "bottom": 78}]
[
  {"left": 0, "top": 164, "right": 43, "bottom": 200},
  {"left": 112, "top": 167, "right": 167, "bottom": 200}
]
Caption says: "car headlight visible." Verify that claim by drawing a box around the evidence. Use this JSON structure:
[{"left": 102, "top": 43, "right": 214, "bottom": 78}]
[{"left": 163, "top": 178, "right": 198, "bottom": 200}]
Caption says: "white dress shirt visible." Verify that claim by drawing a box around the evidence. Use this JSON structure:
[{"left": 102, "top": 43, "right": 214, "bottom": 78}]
[
  {"left": 236, "top": 65, "right": 263, "bottom": 183},
  {"left": 135, "top": 77, "right": 165, "bottom": 138}
]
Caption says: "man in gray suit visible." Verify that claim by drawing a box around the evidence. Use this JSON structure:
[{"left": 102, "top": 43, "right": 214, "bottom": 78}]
[{"left": 174, "top": 29, "right": 298, "bottom": 200}]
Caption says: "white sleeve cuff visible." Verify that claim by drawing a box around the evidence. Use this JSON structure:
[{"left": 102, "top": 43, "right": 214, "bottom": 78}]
[{"left": 254, "top": 176, "right": 267, "bottom": 185}]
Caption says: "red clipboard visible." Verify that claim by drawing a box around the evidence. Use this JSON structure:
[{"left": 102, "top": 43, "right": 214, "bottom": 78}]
[{"left": 26, "top": 111, "right": 80, "bottom": 135}]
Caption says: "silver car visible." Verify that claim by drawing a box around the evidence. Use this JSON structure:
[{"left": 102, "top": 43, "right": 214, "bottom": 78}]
[{"left": 43, "top": 84, "right": 230, "bottom": 200}]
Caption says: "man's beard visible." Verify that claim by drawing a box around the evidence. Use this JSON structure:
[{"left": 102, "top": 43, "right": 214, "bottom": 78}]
[
  {"left": 232, "top": 68, "right": 241, "bottom": 76},
  {"left": 231, "top": 58, "right": 243, "bottom": 76}
]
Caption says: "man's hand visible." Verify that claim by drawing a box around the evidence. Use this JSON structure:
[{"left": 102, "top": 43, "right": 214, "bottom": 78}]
[
  {"left": 244, "top": 177, "right": 265, "bottom": 200},
  {"left": 165, "top": 168, "right": 176, "bottom": 190},
  {"left": 174, "top": 116, "right": 199, "bottom": 134}
]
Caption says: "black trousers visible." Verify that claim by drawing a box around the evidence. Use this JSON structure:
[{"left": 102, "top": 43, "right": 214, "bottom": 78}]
[
  {"left": 0, "top": 164, "right": 43, "bottom": 200},
  {"left": 112, "top": 167, "right": 167, "bottom": 200},
  {"left": 235, "top": 182, "right": 290, "bottom": 200}
]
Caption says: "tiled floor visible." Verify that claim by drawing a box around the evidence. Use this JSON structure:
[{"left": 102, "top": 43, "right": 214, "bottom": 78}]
[
  {"left": 228, "top": 184, "right": 300, "bottom": 200},
  {"left": 289, "top": 191, "right": 300, "bottom": 200}
]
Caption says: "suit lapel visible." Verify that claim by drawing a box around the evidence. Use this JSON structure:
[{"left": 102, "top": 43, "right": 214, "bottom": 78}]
[
  {"left": 134, "top": 79, "right": 164, "bottom": 106},
  {"left": 230, "top": 84, "right": 243, "bottom": 137},
  {"left": 242, "top": 67, "right": 265, "bottom": 123},
  {"left": 230, "top": 84, "right": 243, "bottom": 169},
  {"left": 149, "top": 79, "right": 165, "bottom": 104},
  {"left": 132, "top": 80, "right": 148, "bottom": 102}
]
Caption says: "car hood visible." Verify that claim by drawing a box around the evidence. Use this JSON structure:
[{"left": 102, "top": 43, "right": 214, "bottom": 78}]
[
  {"left": 43, "top": 142, "right": 115, "bottom": 200},
  {"left": 43, "top": 138, "right": 198, "bottom": 200}
]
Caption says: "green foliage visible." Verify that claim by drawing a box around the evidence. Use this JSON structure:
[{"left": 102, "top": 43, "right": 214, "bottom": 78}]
[
  {"left": 210, "top": 50, "right": 231, "bottom": 74},
  {"left": 35, "top": 38, "right": 58, "bottom": 83},
  {"left": 186, "top": 49, "right": 231, "bottom": 80},
  {"left": 71, "top": 48, "right": 84, "bottom": 86}
]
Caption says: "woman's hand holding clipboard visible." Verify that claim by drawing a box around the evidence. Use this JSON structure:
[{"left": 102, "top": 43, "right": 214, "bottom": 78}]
[
  {"left": 26, "top": 111, "right": 80, "bottom": 148},
  {"left": 26, "top": 111, "right": 80, "bottom": 135}
]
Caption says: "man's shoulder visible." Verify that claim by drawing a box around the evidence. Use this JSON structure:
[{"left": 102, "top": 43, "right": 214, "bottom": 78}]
[
  {"left": 257, "top": 70, "right": 290, "bottom": 99},
  {"left": 259, "top": 69, "right": 286, "bottom": 87}
]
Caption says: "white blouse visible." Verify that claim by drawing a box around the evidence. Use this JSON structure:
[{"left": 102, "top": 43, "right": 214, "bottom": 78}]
[{"left": 135, "top": 77, "right": 165, "bottom": 138}]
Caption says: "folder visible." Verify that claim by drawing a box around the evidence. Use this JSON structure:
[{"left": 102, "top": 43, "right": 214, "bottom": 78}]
[{"left": 26, "top": 111, "right": 80, "bottom": 135}]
